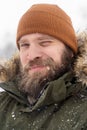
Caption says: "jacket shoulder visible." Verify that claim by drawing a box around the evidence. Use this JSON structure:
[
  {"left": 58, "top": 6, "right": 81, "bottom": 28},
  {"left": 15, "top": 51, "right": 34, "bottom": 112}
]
[{"left": 0, "top": 91, "right": 19, "bottom": 112}]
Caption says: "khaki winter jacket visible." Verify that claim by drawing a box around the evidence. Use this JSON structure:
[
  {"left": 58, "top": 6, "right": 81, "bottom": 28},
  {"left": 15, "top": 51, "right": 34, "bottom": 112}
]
[{"left": 0, "top": 31, "right": 87, "bottom": 130}]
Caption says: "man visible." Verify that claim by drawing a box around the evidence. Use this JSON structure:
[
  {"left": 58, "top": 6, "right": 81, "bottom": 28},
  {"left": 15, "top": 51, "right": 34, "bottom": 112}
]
[{"left": 0, "top": 3, "right": 87, "bottom": 130}]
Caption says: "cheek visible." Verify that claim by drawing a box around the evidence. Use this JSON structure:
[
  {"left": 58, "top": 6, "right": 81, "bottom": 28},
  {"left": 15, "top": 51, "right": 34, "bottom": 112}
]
[
  {"left": 19, "top": 52, "right": 28, "bottom": 67},
  {"left": 45, "top": 48, "right": 62, "bottom": 63}
]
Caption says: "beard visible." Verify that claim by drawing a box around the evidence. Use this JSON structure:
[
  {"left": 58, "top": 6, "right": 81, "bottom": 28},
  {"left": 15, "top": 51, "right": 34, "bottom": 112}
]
[{"left": 18, "top": 47, "right": 73, "bottom": 104}]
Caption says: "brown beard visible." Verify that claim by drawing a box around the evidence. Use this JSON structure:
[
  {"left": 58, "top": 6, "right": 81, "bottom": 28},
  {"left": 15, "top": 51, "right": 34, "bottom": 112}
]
[{"left": 18, "top": 47, "right": 73, "bottom": 104}]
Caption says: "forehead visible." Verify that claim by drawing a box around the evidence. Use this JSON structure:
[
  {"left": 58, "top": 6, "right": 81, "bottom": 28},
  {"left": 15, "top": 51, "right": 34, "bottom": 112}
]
[{"left": 18, "top": 33, "right": 56, "bottom": 42}]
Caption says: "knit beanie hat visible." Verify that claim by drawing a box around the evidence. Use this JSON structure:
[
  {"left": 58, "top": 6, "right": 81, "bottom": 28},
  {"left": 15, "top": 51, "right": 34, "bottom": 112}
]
[{"left": 16, "top": 4, "right": 77, "bottom": 53}]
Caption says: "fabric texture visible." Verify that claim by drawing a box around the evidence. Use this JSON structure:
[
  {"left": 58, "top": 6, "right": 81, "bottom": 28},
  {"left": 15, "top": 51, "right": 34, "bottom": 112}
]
[
  {"left": 0, "top": 72, "right": 87, "bottom": 130},
  {"left": 16, "top": 4, "right": 77, "bottom": 53}
]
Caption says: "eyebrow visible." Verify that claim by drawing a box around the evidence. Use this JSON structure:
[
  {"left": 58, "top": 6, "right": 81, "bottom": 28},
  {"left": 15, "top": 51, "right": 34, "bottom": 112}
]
[
  {"left": 36, "top": 35, "right": 55, "bottom": 41},
  {"left": 18, "top": 39, "right": 29, "bottom": 44}
]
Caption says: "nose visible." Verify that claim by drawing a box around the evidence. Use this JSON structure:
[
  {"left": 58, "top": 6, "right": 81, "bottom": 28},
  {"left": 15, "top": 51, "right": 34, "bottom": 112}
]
[{"left": 27, "top": 44, "right": 43, "bottom": 61}]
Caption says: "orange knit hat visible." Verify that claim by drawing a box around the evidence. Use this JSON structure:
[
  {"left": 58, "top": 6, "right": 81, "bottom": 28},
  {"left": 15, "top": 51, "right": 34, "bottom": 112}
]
[{"left": 16, "top": 4, "right": 77, "bottom": 53}]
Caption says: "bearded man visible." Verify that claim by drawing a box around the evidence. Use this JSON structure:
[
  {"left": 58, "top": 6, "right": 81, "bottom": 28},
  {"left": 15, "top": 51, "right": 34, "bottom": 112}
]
[{"left": 0, "top": 4, "right": 87, "bottom": 130}]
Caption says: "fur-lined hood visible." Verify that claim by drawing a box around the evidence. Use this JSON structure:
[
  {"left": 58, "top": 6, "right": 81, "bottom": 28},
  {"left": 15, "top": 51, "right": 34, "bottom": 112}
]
[
  {"left": 74, "top": 31, "right": 87, "bottom": 85},
  {"left": 0, "top": 31, "right": 87, "bottom": 86}
]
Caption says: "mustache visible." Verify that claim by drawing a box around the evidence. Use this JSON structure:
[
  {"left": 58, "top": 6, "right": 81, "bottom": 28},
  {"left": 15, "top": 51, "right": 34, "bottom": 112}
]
[{"left": 24, "top": 58, "right": 54, "bottom": 71}]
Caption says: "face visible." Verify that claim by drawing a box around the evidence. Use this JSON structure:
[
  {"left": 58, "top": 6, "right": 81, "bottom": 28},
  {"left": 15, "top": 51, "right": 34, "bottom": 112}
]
[
  {"left": 18, "top": 33, "right": 73, "bottom": 103},
  {"left": 19, "top": 33, "right": 66, "bottom": 71}
]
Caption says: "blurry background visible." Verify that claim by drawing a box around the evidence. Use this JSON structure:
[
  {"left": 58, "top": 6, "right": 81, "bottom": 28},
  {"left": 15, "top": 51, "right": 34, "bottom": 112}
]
[{"left": 0, "top": 0, "right": 87, "bottom": 59}]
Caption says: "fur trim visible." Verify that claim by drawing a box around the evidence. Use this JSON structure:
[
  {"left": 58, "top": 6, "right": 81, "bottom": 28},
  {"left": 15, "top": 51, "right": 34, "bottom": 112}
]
[
  {"left": 0, "top": 52, "right": 20, "bottom": 82},
  {"left": 74, "top": 31, "right": 87, "bottom": 85}
]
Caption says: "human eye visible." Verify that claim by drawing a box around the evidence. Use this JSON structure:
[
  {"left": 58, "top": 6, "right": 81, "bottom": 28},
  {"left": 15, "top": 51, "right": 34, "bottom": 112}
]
[
  {"left": 19, "top": 42, "right": 30, "bottom": 49},
  {"left": 39, "top": 40, "right": 52, "bottom": 47}
]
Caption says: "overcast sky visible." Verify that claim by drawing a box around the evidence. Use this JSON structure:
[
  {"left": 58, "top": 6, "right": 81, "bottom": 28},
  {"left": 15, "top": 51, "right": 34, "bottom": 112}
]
[{"left": 0, "top": 0, "right": 87, "bottom": 49}]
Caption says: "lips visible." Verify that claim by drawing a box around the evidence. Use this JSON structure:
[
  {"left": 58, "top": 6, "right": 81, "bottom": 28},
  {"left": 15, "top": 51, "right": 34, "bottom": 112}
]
[
  {"left": 28, "top": 65, "right": 50, "bottom": 75},
  {"left": 29, "top": 65, "right": 45, "bottom": 72}
]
